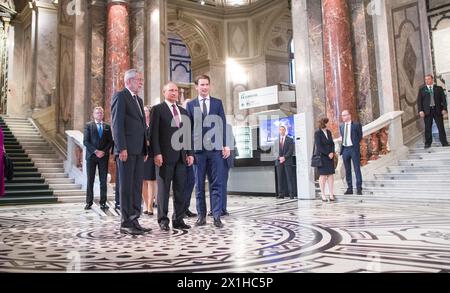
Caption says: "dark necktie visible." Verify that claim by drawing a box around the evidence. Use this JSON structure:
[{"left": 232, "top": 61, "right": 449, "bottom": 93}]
[
  {"left": 172, "top": 104, "right": 180, "bottom": 128},
  {"left": 133, "top": 95, "right": 143, "bottom": 117},
  {"left": 202, "top": 98, "right": 207, "bottom": 117},
  {"left": 429, "top": 86, "right": 435, "bottom": 107},
  {"left": 97, "top": 123, "right": 103, "bottom": 139}
]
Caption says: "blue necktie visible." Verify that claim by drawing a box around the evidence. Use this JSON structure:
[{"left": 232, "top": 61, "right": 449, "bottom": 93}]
[{"left": 98, "top": 123, "right": 103, "bottom": 139}]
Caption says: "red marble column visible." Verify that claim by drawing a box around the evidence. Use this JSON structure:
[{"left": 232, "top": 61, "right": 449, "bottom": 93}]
[
  {"left": 322, "top": 0, "right": 357, "bottom": 137},
  {"left": 104, "top": 0, "right": 130, "bottom": 121},
  {"left": 104, "top": 0, "right": 130, "bottom": 184}
]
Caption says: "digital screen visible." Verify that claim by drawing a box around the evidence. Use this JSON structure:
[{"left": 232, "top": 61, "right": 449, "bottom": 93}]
[{"left": 259, "top": 116, "right": 295, "bottom": 147}]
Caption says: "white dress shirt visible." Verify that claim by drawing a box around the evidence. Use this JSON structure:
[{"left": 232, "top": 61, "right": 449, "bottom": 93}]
[
  {"left": 198, "top": 95, "right": 210, "bottom": 115},
  {"left": 343, "top": 122, "right": 353, "bottom": 147},
  {"left": 164, "top": 100, "right": 183, "bottom": 124}
]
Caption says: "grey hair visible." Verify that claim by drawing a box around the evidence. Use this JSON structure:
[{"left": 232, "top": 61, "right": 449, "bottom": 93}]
[
  {"left": 124, "top": 69, "right": 138, "bottom": 84},
  {"left": 93, "top": 106, "right": 104, "bottom": 113}
]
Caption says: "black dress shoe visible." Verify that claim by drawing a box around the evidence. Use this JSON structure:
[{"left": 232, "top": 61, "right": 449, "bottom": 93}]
[
  {"left": 120, "top": 227, "right": 144, "bottom": 235},
  {"left": 213, "top": 217, "right": 224, "bottom": 228},
  {"left": 276, "top": 195, "right": 285, "bottom": 199},
  {"left": 344, "top": 189, "right": 353, "bottom": 195},
  {"left": 84, "top": 204, "right": 92, "bottom": 210},
  {"left": 356, "top": 189, "right": 363, "bottom": 195},
  {"left": 134, "top": 222, "right": 152, "bottom": 233},
  {"left": 185, "top": 210, "right": 197, "bottom": 217},
  {"left": 100, "top": 203, "right": 109, "bottom": 210},
  {"left": 195, "top": 217, "right": 207, "bottom": 226},
  {"left": 424, "top": 144, "right": 431, "bottom": 149},
  {"left": 143, "top": 211, "right": 148, "bottom": 215},
  {"left": 221, "top": 210, "right": 230, "bottom": 216},
  {"left": 173, "top": 221, "right": 191, "bottom": 229},
  {"left": 159, "top": 222, "right": 170, "bottom": 231},
  {"left": 443, "top": 143, "right": 449, "bottom": 147},
  {"left": 289, "top": 194, "right": 295, "bottom": 199}
]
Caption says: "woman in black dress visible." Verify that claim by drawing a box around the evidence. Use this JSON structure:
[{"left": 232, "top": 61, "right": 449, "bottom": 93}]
[
  {"left": 142, "top": 106, "right": 157, "bottom": 215},
  {"left": 314, "top": 118, "right": 336, "bottom": 202}
]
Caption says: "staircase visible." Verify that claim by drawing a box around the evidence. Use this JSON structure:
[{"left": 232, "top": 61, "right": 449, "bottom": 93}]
[
  {"left": 0, "top": 117, "right": 56, "bottom": 205},
  {"left": 351, "top": 128, "right": 450, "bottom": 203},
  {"left": 1, "top": 116, "right": 85, "bottom": 203}
]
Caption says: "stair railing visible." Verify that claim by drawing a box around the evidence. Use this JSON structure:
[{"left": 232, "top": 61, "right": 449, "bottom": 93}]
[{"left": 334, "top": 111, "right": 406, "bottom": 184}]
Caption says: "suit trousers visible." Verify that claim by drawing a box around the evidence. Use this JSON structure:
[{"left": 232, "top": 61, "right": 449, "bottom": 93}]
[
  {"left": 342, "top": 146, "right": 362, "bottom": 190},
  {"left": 86, "top": 155, "right": 109, "bottom": 205},
  {"left": 209, "top": 159, "right": 229, "bottom": 212},
  {"left": 276, "top": 162, "right": 294, "bottom": 196},
  {"left": 156, "top": 157, "right": 187, "bottom": 224},
  {"left": 116, "top": 155, "right": 144, "bottom": 228},
  {"left": 183, "top": 165, "right": 196, "bottom": 213},
  {"left": 424, "top": 107, "right": 448, "bottom": 146},
  {"left": 194, "top": 150, "right": 223, "bottom": 218}
]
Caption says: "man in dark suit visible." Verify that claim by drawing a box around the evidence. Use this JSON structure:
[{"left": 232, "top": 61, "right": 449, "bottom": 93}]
[
  {"left": 417, "top": 74, "right": 449, "bottom": 148},
  {"left": 340, "top": 110, "right": 363, "bottom": 195},
  {"left": 83, "top": 106, "right": 113, "bottom": 210},
  {"left": 111, "top": 69, "right": 150, "bottom": 236},
  {"left": 186, "top": 74, "right": 230, "bottom": 228},
  {"left": 274, "top": 125, "right": 295, "bottom": 199},
  {"left": 150, "top": 82, "right": 194, "bottom": 231}
]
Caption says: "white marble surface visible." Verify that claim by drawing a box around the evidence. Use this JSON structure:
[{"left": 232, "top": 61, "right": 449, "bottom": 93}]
[{"left": 0, "top": 195, "right": 449, "bottom": 272}]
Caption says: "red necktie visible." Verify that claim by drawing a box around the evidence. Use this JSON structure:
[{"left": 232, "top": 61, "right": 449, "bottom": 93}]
[{"left": 172, "top": 104, "right": 180, "bottom": 128}]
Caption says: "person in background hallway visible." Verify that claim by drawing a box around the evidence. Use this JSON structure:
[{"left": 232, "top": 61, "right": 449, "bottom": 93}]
[
  {"left": 186, "top": 74, "right": 230, "bottom": 228},
  {"left": 111, "top": 69, "right": 151, "bottom": 236},
  {"left": 181, "top": 99, "right": 197, "bottom": 218},
  {"left": 417, "top": 74, "right": 449, "bottom": 149},
  {"left": 314, "top": 118, "right": 335, "bottom": 202},
  {"left": 142, "top": 106, "right": 158, "bottom": 216},
  {"left": 83, "top": 107, "right": 113, "bottom": 210},
  {"left": 150, "top": 82, "right": 194, "bottom": 231},
  {"left": 274, "top": 125, "right": 295, "bottom": 199},
  {"left": 0, "top": 127, "right": 4, "bottom": 197},
  {"left": 340, "top": 110, "right": 363, "bottom": 195}
]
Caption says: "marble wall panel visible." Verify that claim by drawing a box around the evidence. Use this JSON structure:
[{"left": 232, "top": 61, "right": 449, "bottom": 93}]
[
  {"left": 89, "top": 2, "right": 106, "bottom": 111},
  {"left": 228, "top": 21, "right": 249, "bottom": 58},
  {"left": 58, "top": 35, "right": 75, "bottom": 133},
  {"left": 130, "top": 1, "right": 145, "bottom": 100},
  {"left": 350, "top": 0, "right": 380, "bottom": 125},
  {"left": 392, "top": 2, "right": 425, "bottom": 140},
  {"left": 35, "top": 9, "right": 57, "bottom": 109}
]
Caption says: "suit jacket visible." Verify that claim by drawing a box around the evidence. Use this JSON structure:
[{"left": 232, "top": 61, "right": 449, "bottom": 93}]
[
  {"left": 339, "top": 121, "right": 363, "bottom": 150},
  {"left": 417, "top": 84, "right": 448, "bottom": 115},
  {"left": 314, "top": 129, "right": 335, "bottom": 157},
  {"left": 111, "top": 88, "right": 147, "bottom": 156},
  {"left": 186, "top": 96, "right": 228, "bottom": 152},
  {"left": 150, "top": 101, "right": 193, "bottom": 165},
  {"left": 83, "top": 121, "right": 113, "bottom": 160},
  {"left": 274, "top": 135, "right": 294, "bottom": 166}
]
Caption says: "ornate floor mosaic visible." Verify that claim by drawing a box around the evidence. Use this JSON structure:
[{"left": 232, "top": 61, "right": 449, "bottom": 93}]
[{"left": 1, "top": 196, "right": 449, "bottom": 272}]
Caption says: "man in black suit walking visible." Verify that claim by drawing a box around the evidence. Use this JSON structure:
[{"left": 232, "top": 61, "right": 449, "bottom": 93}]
[
  {"left": 417, "top": 74, "right": 449, "bottom": 148},
  {"left": 274, "top": 125, "right": 295, "bottom": 199},
  {"left": 111, "top": 69, "right": 151, "bottom": 236},
  {"left": 340, "top": 110, "right": 363, "bottom": 195},
  {"left": 83, "top": 106, "right": 113, "bottom": 210},
  {"left": 150, "top": 82, "right": 194, "bottom": 231}
]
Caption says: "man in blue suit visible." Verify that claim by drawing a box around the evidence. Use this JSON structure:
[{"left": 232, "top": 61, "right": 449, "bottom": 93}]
[
  {"left": 339, "top": 110, "right": 363, "bottom": 195},
  {"left": 186, "top": 75, "right": 230, "bottom": 228}
]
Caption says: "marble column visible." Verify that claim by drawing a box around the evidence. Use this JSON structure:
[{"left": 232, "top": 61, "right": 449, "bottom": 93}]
[
  {"left": 104, "top": 0, "right": 131, "bottom": 121},
  {"left": 322, "top": 0, "right": 357, "bottom": 136},
  {"left": 291, "top": 0, "right": 316, "bottom": 199}
]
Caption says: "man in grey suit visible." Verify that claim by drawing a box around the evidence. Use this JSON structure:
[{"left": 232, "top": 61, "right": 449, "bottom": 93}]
[{"left": 111, "top": 69, "right": 151, "bottom": 236}]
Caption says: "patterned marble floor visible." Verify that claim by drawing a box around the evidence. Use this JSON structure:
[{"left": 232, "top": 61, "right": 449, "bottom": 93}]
[{"left": 0, "top": 195, "right": 449, "bottom": 273}]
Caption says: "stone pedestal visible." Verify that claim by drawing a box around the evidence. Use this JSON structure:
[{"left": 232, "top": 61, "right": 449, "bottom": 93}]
[
  {"left": 104, "top": 0, "right": 131, "bottom": 120},
  {"left": 322, "top": 0, "right": 357, "bottom": 136}
]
